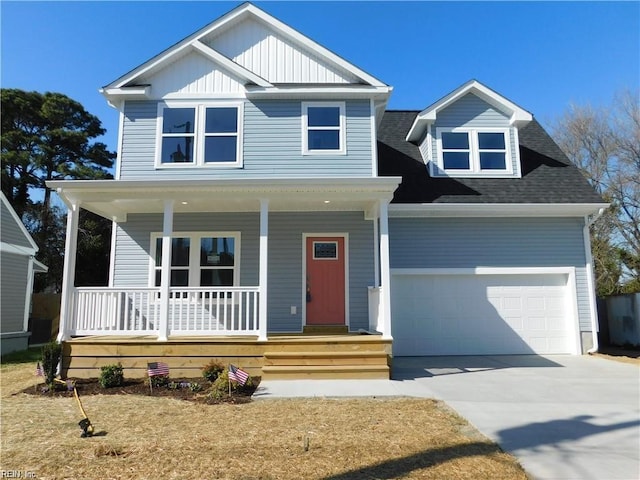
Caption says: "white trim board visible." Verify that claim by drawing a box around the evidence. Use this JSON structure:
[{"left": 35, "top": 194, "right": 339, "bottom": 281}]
[{"left": 389, "top": 203, "right": 610, "bottom": 218}]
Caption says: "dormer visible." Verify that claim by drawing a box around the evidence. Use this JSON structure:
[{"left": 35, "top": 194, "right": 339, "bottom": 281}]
[{"left": 406, "top": 80, "right": 533, "bottom": 178}]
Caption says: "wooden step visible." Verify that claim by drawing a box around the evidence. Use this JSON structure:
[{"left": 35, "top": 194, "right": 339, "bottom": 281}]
[
  {"left": 263, "top": 351, "right": 389, "bottom": 366},
  {"left": 302, "top": 325, "right": 349, "bottom": 335},
  {"left": 261, "top": 364, "right": 390, "bottom": 380}
]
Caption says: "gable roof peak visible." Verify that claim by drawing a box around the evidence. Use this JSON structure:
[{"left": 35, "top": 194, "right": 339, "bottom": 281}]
[
  {"left": 405, "top": 79, "right": 533, "bottom": 142},
  {"left": 101, "top": 2, "right": 388, "bottom": 105}
]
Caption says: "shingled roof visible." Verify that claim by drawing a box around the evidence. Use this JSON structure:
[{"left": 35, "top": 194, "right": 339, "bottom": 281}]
[{"left": 378, "top": 110, "right": 604, "bottom": 204}]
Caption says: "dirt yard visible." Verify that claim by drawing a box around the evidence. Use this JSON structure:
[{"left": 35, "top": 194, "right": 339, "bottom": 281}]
[{"left": 1, "top": 362, "right": 528, "bottom": 479}]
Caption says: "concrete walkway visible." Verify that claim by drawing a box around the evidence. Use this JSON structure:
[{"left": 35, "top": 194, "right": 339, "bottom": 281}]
[{"left": 254, "top": 355, "right": 640, "bottom": 480}]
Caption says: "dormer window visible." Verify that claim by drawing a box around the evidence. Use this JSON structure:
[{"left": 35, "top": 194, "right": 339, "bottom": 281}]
[
  {"left": 436, "top": 128, "right": 511, "bottom": 175},
  {"left": 302, "top": 102, "right": 346, "bottom": 155},
  {"left": 156, "top": 102, "right": 243, "bottom": 168}
]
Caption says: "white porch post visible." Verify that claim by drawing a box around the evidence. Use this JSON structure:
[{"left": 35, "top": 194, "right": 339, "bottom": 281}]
[
  {"left": 258, "top": 199, "right": 269, "bottom": 341},
  {"left": 379, "top": 200, "right": 392, "bottom": 339},
  {"left": 158, "top": 200, "right": 174, "bottom": 341},
  {"left": 57, "top": 202, "right": 80, "bottom": 342},
  {"left": 373, "top": 212, "right": 380, "bottom": 287}
]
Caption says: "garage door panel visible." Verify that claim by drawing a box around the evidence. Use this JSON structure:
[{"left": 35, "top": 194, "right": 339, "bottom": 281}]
[{"left": 392, "top": 273, "right": 575, "bottom": 356}]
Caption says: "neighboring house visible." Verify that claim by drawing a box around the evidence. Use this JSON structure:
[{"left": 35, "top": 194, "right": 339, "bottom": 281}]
[
  {"left": 0, "top": 193, "right": 48, "bottom": 354},
  {"left": 49, "top": 3, "right": 606, "bottom": 379}
]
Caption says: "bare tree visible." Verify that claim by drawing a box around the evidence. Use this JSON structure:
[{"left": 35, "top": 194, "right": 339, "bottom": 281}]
[{"left": 552, "top": 88, "right": 640, "bottom": 294}]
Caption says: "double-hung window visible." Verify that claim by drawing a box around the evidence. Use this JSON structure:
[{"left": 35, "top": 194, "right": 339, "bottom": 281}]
[
  {"left": 302, "top": 102, "right": 346, "bottom": 154},
  {"left": 157, "top": 103, "right": 242, "bottom": 167},
  {"left": 151, "top": 232, "right": 240, "bottom": 289},
  {"left": 437, "top": 128, "right": 511, "bottom": 175}
]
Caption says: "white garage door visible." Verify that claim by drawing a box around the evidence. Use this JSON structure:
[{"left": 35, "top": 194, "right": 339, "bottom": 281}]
[{"left": 391, "top": 273, "right": 576, "bottom": 356}]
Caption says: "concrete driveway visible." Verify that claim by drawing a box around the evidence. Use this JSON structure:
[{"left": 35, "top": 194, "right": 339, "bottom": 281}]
[{"left": 393, "top": 355, "right": 640, "bottom": 480}]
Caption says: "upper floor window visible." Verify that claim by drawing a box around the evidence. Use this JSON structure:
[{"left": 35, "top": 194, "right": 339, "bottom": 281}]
[
  {"left": 302, "top": 102, "right": 346, "bottom": 155},
  {"left": 436, "top": 128, "right": 511, "bottom": 175},
  {"left": 156, "top": 103, "right": 243, "bottom": 168}
]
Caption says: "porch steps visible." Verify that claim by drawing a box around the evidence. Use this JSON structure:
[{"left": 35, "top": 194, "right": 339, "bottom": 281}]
[
  {"left": 262, "top": 350, "right": 390, "bottom": 380},
  {"left": 261, "top": 364, "right": 389, "bottom": 380},
  {"left": 302, "top": 325, "right": 349, "bottom": 335}
]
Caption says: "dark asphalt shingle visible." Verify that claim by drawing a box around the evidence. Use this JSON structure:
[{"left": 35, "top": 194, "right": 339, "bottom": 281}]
[{"left": 378, "top": 110, "right": 604, "bottom": 204}]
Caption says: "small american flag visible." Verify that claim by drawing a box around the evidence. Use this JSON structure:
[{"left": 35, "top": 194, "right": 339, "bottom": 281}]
[
  {"left": 35, "top": 362, "right": 43, "bottom": 377},
  {"left": 147, "top": 362, "right": 169, "bottom": 377},
  {"left": 228, "top": 364, "right": 249, "bottom": 385}
]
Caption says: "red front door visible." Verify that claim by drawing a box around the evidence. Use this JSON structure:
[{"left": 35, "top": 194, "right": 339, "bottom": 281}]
[{"left": 305, "top": 236, "right": 346, "bottom": 325}]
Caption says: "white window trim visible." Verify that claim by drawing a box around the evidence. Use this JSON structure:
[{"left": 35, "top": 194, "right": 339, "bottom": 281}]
[
  {"left": 155, "top": 101, "right": 244, "bottom": 169},
  {"left": 149, "top": 231, "right": 241, "bottom": 288},
  {"left": 433, "top": 127, "right": 513, "bottom": 177},
  {"left": 312, "top": 241, "right": 339, "bottom": 260},
  {"left": 301, "top": 101, "right": 346, "bottom": 155}
]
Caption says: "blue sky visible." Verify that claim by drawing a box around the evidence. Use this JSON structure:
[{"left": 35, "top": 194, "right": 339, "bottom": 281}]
[{"left": 2, "top": 1, "right": 639, "bottom": 153}]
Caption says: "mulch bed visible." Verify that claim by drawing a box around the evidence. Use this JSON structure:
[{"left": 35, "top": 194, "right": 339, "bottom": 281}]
[{"left": 20, "top": 377, "right": 260, "bottom": 404}]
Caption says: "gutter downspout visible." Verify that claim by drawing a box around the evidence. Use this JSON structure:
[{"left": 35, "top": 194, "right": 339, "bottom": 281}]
[{"left": 584, "top": 207, "right": 607, "bottom": 354}]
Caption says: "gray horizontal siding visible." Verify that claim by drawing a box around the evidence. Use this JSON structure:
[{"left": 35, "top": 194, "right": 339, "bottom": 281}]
[
  {"left": 268, "top": 211, "right": 375, "bottom": 332},
  {"left": 436, "top": 93, "right": 510, "bottom": 128},
  {"left": 389, "top": 217, "right": 593, "bottom": 331},
  {"left": 1, "top": 252, "right": 29, "bottom": 333},
  {"left": 112, "top": 213, "right": 260, "bottom": 288},
  {"left": 430, "top": 93, "right": 519, "bottom": 175},
  {"left": 118, "top": 99, "right": 373, "bottom": 180},
  {"left": 112, "top": 211, "right": 375, "bottom": 332},
  {"left": 1, "top": 201, "right": 33, "bottom": 249}
]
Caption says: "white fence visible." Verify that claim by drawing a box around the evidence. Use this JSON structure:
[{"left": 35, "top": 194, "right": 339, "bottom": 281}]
[{"left": 69, "top": 287, "right": 260, "bottom": 337}]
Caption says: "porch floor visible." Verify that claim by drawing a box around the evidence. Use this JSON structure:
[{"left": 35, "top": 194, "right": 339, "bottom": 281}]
[{"left": 62, "top": 334, "right": 392, "bottom": 380}]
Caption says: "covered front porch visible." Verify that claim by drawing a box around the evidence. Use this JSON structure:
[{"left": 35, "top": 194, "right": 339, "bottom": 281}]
[{"left": 49, "top": 177, "right": 400, "bottom": 349}]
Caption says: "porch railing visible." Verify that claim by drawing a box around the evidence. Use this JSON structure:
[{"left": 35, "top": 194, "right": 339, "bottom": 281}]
[{"left": 69, "top": 287, "right": 260, "bottom": 337}]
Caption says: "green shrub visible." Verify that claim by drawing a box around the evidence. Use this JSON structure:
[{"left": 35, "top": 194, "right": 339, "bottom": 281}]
[
  {"left": 149, "top": 374, "right": 169, "bottom": 388},
  {"left": 202, "top": 360, "right": 225, "bottom": 382},
  {"left": 99, "top": 363, "right": 124, "bottom": 388},
  {"left": 41, "top": 342, "right": 62, "bottom": 387},
  {"left": 209, "top": 366, "right": 253, "bottom": 397}
]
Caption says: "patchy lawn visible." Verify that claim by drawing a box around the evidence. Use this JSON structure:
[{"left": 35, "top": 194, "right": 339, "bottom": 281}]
[{"left": 1, "top": 362, "right": 527, "bottom": 479}]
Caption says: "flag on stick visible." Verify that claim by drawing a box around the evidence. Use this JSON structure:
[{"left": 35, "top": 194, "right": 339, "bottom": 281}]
[
  {"left": 147, "top": 362, "right": 169, "bottom": 377},
  {"left": 228, "top": 364, "right": 249, "bottom": 385},
  {"left": 35, "top": 362, "right": 43, "bottom": 377}
]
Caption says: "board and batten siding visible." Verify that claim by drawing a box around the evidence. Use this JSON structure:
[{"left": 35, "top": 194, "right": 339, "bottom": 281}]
[
  {"left": 423, "top": 93, "right": 519, "bottom": 175},
  {"left": 205, "top": 17, "right": 358, "bottom": 84},
  {"left": 118, "top": 99, "right": 373, "bottom": 180},
  {"left": 112, "top": 211, "right": 375, "bottom": 332},
  {"left": 0, "top": 252, "right": 29, "bottom": 333},
  {"left": 139, "top": 52, "right": 245, "bottom": 98},
  {"left": 389, "top": 217, "right": 593, "bottom": 331}
]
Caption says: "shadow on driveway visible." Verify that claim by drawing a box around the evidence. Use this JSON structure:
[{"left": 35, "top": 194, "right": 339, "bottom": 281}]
[
  {"left": 497, "top": 414, "right": 640, "bottom": 452},
  {"left": 392, "top": 355, "right": 562, "bottom": 380}
]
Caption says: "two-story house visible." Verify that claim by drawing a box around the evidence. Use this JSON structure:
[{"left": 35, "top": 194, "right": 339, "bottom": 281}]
[{"left": 49, "top": 3, "right": 606, "bottom": 380}]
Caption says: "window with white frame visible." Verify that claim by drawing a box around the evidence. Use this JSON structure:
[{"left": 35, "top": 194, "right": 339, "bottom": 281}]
[
  {"left": 157, "top": 103, "right": 242, "bottom": 167},
  {"left": 302, "top": 102, "right": 345, "bottom": 154},
  {"left": 436, "top": 128, "right": 511, "bottom": 174},
  {"left": 151, "top": 233, "right": 240, "bottom": 288}
]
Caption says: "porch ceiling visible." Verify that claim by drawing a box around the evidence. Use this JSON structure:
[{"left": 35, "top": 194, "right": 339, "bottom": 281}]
[{"left": 48, "top": 178, "right": 401, "bottom": 221}]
